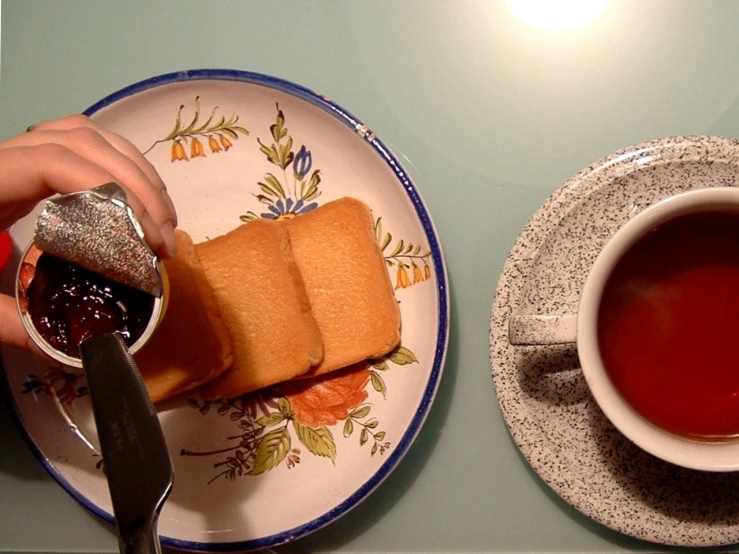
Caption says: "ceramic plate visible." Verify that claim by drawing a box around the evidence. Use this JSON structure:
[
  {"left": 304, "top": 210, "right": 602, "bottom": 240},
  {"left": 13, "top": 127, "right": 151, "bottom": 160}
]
[
  {"left": 1, "top": 69, "right": 449, "bottom": 551},
  {"left": 490, "top": 136, "right": 739, "bottom": 548}
]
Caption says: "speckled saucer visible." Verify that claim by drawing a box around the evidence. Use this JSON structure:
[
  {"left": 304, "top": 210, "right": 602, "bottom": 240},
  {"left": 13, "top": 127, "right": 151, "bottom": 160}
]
[{"left": 490, "top": 136, "right": 739, "bottom": 548}]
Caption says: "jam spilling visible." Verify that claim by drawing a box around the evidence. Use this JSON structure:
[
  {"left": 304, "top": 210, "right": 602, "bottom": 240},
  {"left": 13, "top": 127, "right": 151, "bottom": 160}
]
[{"left": 27, "top": 253, "right": 155, "bottom": 357}]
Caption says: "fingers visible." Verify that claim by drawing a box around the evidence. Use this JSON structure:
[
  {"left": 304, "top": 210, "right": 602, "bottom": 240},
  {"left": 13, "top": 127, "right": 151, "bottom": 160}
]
[
  {"left": 0, "top": 145, "right": 168, "bottom": 258},
  {"left": 32, "top": 115, "right": 178, "bottom": 225},
  {"left": 34, "top": 115, "right": 166, "bottom": 189},
  {"left": 7, "top": 129, "right": 176, "bottom": 228},
  {"left": 0, "top": 294, "right": 33, "bottom": 352},
  {"left": 2, "top": 113, "right": 178, "bottom": 258}
]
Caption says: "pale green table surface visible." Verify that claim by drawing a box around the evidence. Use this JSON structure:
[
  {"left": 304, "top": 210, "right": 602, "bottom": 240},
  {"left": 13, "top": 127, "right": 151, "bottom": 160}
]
[{"left": 1, "top": 1, "right": 739, "bottom": 552}]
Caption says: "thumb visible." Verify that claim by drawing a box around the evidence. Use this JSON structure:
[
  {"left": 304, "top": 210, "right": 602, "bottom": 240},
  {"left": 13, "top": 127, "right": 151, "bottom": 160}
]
[{"left": 0, "top": 294, "right": 33, "bottom": 352}]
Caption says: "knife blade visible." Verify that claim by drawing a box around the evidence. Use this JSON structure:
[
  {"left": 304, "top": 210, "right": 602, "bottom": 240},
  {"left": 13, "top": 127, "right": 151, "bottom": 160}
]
[{"left": 80, "top": 332, "right": 173, "bottom": 554}]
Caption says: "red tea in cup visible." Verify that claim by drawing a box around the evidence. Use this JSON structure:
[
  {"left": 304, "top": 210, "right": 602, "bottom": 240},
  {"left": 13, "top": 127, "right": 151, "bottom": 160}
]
[{"left": 598, "top": 210, "right": 739, "bottom": 440}]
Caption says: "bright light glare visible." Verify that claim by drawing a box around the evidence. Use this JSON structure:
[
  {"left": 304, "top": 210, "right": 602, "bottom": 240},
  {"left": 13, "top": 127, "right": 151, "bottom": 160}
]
[{"left": 505, "top": 0, "right": 610, "bottom": 31}]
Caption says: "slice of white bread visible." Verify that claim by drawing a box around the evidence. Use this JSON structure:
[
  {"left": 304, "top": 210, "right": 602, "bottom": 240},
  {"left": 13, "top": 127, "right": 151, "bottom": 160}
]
[
  {"left": 135, "top": 230, "right": 233, "bottom": 404},
  {"left": 195, "top": 219, "right": 324, "bottom": 399},
  {"left": 285, "top": 197, "right": 401, "bottom": 377}
]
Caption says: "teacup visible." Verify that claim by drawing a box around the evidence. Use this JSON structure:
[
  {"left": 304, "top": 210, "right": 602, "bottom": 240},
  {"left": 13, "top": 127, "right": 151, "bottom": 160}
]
[{"left": 509, "top": 186, "right": 739, "bottom": 472}]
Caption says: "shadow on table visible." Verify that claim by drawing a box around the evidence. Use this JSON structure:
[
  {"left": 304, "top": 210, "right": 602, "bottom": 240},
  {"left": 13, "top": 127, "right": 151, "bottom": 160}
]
[
  {"left": 510, "top": 417, "right": 739, "bottom": 553},
  {"left": 0, "top": 385, "right": 52, "bottom": 482},
  {"left": 283, "top": 279, "right": 461, "bottom": 553},
  {"left": 512, "top": 344, "right": 739, "bottom": 553},
  {"left": 512, "top": 442, "right": 676, "bottom": 553}
]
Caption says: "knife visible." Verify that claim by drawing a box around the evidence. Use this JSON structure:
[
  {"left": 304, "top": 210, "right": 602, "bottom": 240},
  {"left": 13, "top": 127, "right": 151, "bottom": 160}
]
[{"left": 80, "top": 332, "right": 174, "bottom": 554}]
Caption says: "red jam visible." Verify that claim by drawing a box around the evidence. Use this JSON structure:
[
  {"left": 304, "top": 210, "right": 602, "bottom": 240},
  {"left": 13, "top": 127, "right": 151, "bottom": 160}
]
[{"left": 26, "top": 253, "right": 155, "bottom": 357}]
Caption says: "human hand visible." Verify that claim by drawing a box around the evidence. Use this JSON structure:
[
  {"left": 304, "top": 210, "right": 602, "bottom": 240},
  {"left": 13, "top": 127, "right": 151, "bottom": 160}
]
[{"left": 0, "top": 114, "right": 177, "bottom": 351}]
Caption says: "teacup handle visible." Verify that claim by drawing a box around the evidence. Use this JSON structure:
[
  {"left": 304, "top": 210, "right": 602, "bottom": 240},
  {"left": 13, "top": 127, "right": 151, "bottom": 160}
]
[{"left": 508, "top": 314, "right": 577, "bottom": 345}]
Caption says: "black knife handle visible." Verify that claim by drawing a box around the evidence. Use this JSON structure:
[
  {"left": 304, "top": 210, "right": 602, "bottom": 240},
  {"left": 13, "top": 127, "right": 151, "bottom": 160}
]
[{"left": 121, "top": 518, "right": 161, "bottom": 554}]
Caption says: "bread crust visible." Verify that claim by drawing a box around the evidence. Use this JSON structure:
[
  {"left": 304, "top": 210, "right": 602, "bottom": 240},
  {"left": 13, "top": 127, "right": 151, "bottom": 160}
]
[
  {"left": 285, "top": 197, "right": 401, "bottom": 377},
  {"left": 195, "top": 219, "right": 324, "bottom": 399},
  {"left": 135, "top": 230, "right": 234, "bottom": 404}
]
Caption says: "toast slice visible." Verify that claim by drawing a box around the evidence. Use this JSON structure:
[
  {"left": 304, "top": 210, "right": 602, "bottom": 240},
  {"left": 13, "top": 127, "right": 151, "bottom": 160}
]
[
  {"left": 135, "top": 230, "right": 233, "bottom": 404},
  {"left": 195, "top": 219, "right": 324, "bottom": 399},
  {"left": 285, "top": 197, "right": 401, "bottom": 377}
]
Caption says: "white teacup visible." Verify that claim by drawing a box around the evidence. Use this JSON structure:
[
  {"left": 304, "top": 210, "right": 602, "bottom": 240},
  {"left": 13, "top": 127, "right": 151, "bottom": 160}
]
[{"left": 509, "top": 186, "right": 739, "bottom": 472}]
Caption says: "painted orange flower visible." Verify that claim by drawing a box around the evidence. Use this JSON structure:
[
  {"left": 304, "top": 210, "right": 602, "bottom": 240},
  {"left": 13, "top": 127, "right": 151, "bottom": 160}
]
[
  {"left": 220, "top": 135, "right": 233, "bottom": 151},
  {"left": 412, "top": 262, "right": 425, "bottom": 283},
  {"left": 190, "top": 137, "right": 205, "bottom": 158},
  {"left": 208, "top": 136, "right": 222, "bottom": 153},
  {"left": 395, "top": 265, "right": 411, "bottom": 289},
  {"left": 171, "top": 140, "right": 188, "bottom": 162},
  {"left": 424, "top": 264, "right": 431, "bottom": 280},
  {"left": 283, "top": 364, "right": 370, "bottom": 427}
]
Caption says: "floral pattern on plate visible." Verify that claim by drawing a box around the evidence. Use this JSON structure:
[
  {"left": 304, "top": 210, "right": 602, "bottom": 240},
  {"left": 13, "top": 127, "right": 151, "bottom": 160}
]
[{"left": 2, "top": 69, "right": 448, "bottom": 552}]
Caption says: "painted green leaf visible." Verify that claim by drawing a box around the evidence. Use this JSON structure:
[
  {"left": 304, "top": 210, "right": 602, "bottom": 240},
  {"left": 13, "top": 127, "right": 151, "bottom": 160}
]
[
  {"left": 257, "top": 139, "right": 280, "bottom": 165},
  {"left": 343, "top": 418, "right": 354, "bottom": 438},
  {"left": 375, "top": 217, "right": 383, "bottom": 243},
  {"left": 258, "top": 183, "right": 278, "bottom": 198},
  {"left": 278, "top": 397, "right": 292, "bottom": 416},
  {"left": 308, "top": 169, "right": 321, "bottom": 188},
  {"left": 375, "top": 431, "right": 386, "bottom": 441},
  {"left": 389, "top": 239, "right": 405, "bottom": 257},
  {"left": 360, "top": 428, "right": 369, "bottom": 446},
  {"left": 350, "top": 405, "right": 371, "bottom": 419},
  {"left": 164, "top": 104, "right": 185, "bottom": 140},
  {"left": 388, "top": 346, "right": 419, "bottom": 365},
  {"left": 380, "top": 233, "right": 392, "bottom": 252},
  {"left": 271, "top": 109, "right": 286, "bottom": 143},
  {"left": 278, "top": 136, "right": 294, "bottom": 169},
  {"left": 303, "top": 181, "right": 317, "bottom": 199},
  {"left": 404, "top": 243, "right": 414, "bottom": 254},
  {"left": 305, "top": 189, "right": 321, "bottom": 202},
  {"left": 371, "top": 443, "right": 378, "bottom": 456},
  {"left": 256, "top": 412, "right": 285, "bottom": 427},
  {"left": 264, "top": 174, "right": 286, "bottom": 197},
  {"left": 293, "top": 422, "right": 336, "bottom": 463},
  {"left": 370, "top": 359, "right": 389, "bottom": 371},
  {"left": 413, "top": 244, "right": 421, "bottom": 255},
  {"left": 179, "top": 96, "right": 202, "bottom": 135},
  {"left": 365, "top": 419, "right": 378, "bottom": 429},
  {"left": 370, "top": 371, "right": 387, "bottom": 399},
  {"left": 221, "top": 127, "right": 239, "bottom": 140},
  {"left": 251, "top": 426, "right": 291, "bottom": 475},
  {"left": 210, "top": 115, "right": 226, "bottom": 132},
  {"left": 231, "top": 125, "right": 249, "bottom": 135},
  {"left": 191, "top": 106, "right": 218, "bottom": 133}
]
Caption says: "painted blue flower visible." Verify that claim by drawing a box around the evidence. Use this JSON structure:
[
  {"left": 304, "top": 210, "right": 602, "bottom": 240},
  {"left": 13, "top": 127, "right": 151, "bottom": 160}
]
[
  {"left": 261, "top": 197, "right": 319, "bottom": 220},
  {"left": 293, "top": 145, "right": 313, "bottom": 179}
]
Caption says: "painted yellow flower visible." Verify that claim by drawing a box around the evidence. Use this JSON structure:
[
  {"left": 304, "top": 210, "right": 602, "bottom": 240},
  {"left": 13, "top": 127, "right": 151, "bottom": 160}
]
[
  {"left": 220, "top": 135, "right": 233, "bottom": 151},
  {"left": 413, "top": 262, "right": 424, "bottom": 284},
  {"left": 190, "top": 137, "right": 205, "bottom": 159},
  {"left": 395, "top": 265, "right": 411, "bottom": 289},
  {"left": 170, "top": 140, "right": 188, "bottom": 162},
  {"left": 424, "top": 264, "right": 431, "bottom": 280},
  {"left": 208, "top": 136, "right": 222, "bottom": 153}
]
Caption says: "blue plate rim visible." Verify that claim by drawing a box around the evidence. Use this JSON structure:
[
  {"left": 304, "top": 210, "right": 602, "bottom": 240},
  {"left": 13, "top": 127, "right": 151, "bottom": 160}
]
[{"left": 8, "top": 68, "right": 450, "bottom": 552}]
